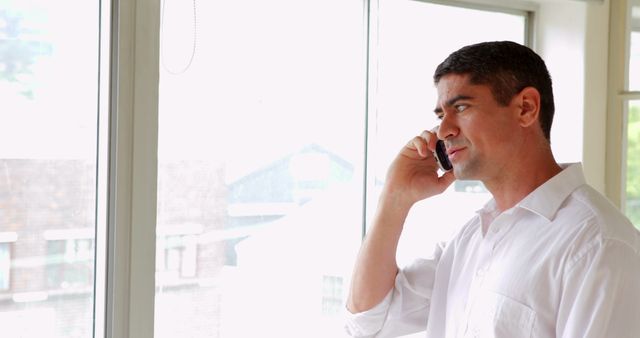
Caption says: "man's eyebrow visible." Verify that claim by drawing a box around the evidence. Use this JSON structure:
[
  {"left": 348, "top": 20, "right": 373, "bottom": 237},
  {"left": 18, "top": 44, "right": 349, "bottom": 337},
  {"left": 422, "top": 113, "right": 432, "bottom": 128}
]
[{"left": 433, "top": 95, "right": 474, "bottom": 114}]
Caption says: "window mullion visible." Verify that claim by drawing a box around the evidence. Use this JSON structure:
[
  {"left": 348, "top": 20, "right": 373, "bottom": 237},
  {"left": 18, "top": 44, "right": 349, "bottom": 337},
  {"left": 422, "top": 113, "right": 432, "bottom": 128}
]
[
  {"left": 105, "top": 0, "right": 160, "bottom": 337},
  {"left": 605, "top": 0, "right": 631, "bottom": 207}
]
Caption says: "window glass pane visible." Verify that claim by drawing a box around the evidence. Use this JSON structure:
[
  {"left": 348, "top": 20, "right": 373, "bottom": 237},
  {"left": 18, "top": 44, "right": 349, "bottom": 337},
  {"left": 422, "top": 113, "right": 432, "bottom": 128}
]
[
  {"left": 627, "top": 2, "right": 640, "bottom": 227},
  {"left": 0, "top": 243, "right": 11, "bottom": 290},
  {"left": 629, "top": 2, "right": 640, "bottom": 90},
  {"left": 155, "top": 0, "right": 365, "bottom": 337},
  {"left": 0, "top": 0, "right": 100, "bottom": 337},
  {"left": 371, "top": 1, "right": 527, "bottom": 265},
  {"left": 630, "top": 32, "right": 640, "bottom": 90},
  {"left": 626, "top": 100, "right": 640, "bottom": 229}
]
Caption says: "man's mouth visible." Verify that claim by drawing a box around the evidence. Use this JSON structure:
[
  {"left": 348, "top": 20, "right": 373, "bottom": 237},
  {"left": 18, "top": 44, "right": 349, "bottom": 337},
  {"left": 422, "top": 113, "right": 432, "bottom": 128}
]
[{"left": 447, "top": 146, "right": 466, "bottom": 160}]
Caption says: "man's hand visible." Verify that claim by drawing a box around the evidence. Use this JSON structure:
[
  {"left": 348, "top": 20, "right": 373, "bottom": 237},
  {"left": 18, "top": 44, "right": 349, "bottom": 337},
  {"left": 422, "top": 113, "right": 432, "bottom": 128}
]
[
  {"left": 347, "top": 130, "right": 455, "bottom": 314},
  {"left": 383, "top": 130, "right": 456, "bottom": 208}
]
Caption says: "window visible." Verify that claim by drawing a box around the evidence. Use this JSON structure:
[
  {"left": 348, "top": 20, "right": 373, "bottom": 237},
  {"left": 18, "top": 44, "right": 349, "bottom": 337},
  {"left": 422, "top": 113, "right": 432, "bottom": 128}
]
[
  {"left": 629, "top": 7, "right": 640, "bottom": 91},
  {"left": 155, "top": 1, "right": 365, "bottom": 337},
  {"left": 0, "top": 0, "right": 541, "bottom": 336},
  {"left": 156, "top": 231, "right": 199, "bottom": 282},
  {"left": 155, "top": 1, "right": 529, "bottom": 337},
  {"left": 626, "top": 100, "right": 640, "bottom": 227},
  {"left": 0, "top": 236, "right": 16, "bottom": 292},
  {"left": 0, "top": 245, "right": 9, "bottom": 291},
  {"left": 44, "top": 229, "right": 95, "bottom": 289},
  {"left": 369, "top": 0, "right": 528, "bottom": 264},
  {"left": 322, "top": 275, "right": 345, "bottom": 315},
  {"left": 0, "top": 0, "right": 104, "bottom": 337},
  {"left": 607, "top": 0, "right": 640, "bottom": 228},
  {"left": 625, "top": 1, "right": 640, "bottom": 228}
]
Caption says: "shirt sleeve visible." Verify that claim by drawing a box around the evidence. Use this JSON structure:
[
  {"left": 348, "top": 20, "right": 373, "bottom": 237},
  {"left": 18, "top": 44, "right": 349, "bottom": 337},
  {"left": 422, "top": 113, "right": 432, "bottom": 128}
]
[
  {"left": 557, "top": 238, "right": 640, "bottom": 338},
  {"left": 344, "top": 242, "right": 445, "bottom": 338}
]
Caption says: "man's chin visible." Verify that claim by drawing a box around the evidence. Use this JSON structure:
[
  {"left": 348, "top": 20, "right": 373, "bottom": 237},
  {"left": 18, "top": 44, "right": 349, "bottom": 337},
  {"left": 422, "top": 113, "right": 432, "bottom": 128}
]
[{"left": 452, "top": 165, "right": 478, "bottom": 181}]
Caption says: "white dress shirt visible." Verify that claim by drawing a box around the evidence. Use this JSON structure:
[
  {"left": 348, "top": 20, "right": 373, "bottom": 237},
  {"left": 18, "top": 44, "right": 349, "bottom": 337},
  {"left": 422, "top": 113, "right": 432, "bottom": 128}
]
[{"left": 345, "top": 163, "right": 640, "bottom": 338}]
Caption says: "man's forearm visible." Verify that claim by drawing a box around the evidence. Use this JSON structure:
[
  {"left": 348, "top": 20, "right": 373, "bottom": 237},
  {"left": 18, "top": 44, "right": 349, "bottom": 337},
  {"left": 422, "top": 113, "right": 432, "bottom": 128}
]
[{"left": 346, "top": 191, "right": 413, "bottom": 313}]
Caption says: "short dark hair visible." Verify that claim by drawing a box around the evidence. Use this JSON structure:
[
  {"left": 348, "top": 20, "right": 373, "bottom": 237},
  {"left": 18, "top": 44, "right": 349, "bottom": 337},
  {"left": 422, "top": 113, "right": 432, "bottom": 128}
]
[{"left": 433, "top": 41, "right": 554, "bottom": 140}]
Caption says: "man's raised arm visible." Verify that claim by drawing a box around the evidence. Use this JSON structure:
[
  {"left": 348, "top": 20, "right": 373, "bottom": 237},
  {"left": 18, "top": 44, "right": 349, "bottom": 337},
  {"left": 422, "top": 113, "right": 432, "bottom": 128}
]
[{"left": 347, "top": 130, "right": 455, "bottom": 313}]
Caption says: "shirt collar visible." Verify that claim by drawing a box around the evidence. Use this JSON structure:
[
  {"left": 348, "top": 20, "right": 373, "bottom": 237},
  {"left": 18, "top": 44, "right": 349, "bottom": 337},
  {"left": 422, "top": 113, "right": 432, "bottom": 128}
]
[{"left": 478, "top": 163, "right": 586, "bottom": 222}]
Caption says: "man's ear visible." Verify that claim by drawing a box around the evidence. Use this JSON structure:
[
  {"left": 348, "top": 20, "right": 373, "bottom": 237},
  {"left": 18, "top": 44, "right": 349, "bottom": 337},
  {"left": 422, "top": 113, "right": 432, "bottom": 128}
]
[{"left": 515, "top": 86, "right": 541, "bottom": 128}]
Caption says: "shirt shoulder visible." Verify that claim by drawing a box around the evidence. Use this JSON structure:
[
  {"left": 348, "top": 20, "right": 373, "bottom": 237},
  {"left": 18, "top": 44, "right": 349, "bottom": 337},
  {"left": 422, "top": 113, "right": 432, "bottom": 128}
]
[
  {"left": 558, "top": 185, "right": 640, "bottom": 267},
  {"left": 571, "top": 185, "right": 640, "bottom": 249}
]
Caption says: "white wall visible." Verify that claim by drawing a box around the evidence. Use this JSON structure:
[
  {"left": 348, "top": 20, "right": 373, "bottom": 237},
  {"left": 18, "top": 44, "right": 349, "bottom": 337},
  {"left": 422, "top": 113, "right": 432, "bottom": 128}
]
[
  {"left": 582, "top": 0, "right": 610, "bottom": 194},
  {"left": 533, "top": 0, "right": 609, "bottom": 193}
]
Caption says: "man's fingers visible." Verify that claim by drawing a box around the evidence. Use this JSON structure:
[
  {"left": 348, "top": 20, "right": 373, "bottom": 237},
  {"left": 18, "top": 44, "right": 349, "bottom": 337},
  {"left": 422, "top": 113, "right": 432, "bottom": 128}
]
[
  {"left": 407, "top": 130, "right": 439, "bottom": 157},
  {"left": 407, "top": 136, "right": 428, "bottom": 158},
  {"left": 420, "top": 130, "right": 439, "bottom": 152}
]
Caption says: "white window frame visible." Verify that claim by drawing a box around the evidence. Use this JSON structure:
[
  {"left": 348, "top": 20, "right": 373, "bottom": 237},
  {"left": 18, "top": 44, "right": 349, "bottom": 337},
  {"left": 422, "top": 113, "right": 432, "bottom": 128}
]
[
  {"left": 99, "top": 0, "right": 160, "bottom": 337},
  {"left": 606, "top": 0, "right": 640, "bottom": 208},
  {"left": 98, "top": 0, "right": 619, "bottom": 337}
]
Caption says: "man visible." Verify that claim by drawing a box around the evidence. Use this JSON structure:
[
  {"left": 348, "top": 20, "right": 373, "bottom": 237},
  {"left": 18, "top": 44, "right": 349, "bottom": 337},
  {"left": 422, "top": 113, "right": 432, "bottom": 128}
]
[{"left": 345, "top": 41, "right": 640, "bottom": 337}]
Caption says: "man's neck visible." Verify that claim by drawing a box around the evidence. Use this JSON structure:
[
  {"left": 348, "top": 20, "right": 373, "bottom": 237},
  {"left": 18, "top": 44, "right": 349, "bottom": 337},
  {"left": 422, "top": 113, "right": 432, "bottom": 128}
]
[{"left": 484, "top": 151, "right": 562, "bottom": 213}]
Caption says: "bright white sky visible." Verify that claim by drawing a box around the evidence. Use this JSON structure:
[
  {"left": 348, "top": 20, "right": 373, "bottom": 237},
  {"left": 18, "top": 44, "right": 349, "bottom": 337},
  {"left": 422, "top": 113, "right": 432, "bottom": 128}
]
[{"left": 0, "top": 0, "right": 99, "bottom": 159}]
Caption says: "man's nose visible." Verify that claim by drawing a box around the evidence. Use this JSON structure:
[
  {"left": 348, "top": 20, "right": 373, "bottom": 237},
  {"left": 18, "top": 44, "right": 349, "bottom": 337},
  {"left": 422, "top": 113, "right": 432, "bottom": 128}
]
[{"left": 437, "top": 113, "right": 458, "bottom": 140}]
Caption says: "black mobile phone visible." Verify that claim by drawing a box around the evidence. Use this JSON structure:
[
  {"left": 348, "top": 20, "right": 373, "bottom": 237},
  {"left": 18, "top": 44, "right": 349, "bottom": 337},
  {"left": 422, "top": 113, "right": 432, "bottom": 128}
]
[{"left": 434, "top": 139, "right": 453, "bottom": 172}]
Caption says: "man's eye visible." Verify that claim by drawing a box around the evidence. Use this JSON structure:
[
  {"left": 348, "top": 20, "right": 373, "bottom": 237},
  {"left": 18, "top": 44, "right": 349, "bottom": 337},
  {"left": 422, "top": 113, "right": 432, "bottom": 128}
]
[
  {"left": 455, "top": 104, "right": 467, "bottom": 112},
  {"left": 436, "top": 114, "right": 444, "bottom": 120}
]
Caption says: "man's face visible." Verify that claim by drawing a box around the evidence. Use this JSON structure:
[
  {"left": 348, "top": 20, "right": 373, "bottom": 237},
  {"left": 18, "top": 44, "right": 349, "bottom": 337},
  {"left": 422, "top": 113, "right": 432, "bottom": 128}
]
[{"left": 434, "top": 74, "right": 522, "bottom": 181}]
